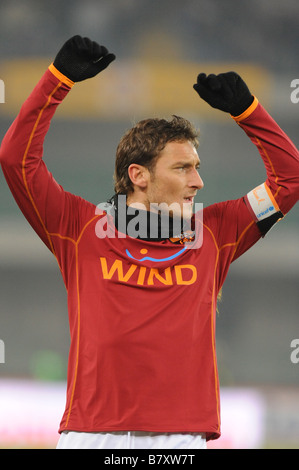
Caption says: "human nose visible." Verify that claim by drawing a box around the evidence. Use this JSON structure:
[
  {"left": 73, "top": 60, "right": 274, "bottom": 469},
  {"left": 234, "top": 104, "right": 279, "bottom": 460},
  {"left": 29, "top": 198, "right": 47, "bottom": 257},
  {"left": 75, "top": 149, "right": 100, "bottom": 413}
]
[{"left": 189, "top": 168, "right": 204, "bottom": 190}]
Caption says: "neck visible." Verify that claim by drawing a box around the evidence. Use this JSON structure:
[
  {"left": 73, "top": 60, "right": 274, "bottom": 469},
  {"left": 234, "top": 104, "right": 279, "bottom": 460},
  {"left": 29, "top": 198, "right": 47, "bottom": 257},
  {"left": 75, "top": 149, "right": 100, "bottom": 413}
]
[{"left": 108, "top": 194, "right": 191, "bottom": 241}]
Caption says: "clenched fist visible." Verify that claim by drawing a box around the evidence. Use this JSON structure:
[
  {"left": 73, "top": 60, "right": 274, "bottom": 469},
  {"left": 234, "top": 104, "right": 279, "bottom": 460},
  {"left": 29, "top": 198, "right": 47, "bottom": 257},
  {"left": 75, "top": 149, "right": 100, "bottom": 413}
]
[
  {"left": 193, "top": 72, "right": 254, "bottom": 116},
  {"left": 53, "top": 35, "right": 116, "bottom": 82}
]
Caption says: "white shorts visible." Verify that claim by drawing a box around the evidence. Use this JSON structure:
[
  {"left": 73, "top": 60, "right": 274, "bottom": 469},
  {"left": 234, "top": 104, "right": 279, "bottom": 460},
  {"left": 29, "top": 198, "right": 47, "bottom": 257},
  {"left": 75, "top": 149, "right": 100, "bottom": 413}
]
[{"left": 56, "top": 430, "right": 207, "bottom": 449}]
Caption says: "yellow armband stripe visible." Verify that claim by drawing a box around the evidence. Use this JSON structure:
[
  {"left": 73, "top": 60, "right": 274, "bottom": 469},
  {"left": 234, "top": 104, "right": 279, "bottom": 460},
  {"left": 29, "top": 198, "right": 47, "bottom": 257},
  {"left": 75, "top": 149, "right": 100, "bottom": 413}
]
[
  {"left": 48, "top": 63, "right": 75, "bottom": 88},
  {"left": 231, "top": 96, "right": 259, "bottom": 122}
]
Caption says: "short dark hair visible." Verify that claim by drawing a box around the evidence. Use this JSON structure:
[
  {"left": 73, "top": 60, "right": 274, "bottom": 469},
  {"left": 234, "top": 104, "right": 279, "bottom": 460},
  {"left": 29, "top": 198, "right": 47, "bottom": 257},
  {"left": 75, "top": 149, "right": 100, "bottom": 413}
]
[{"left": 114, "top": 115, "right": 200, "bottom": 195}]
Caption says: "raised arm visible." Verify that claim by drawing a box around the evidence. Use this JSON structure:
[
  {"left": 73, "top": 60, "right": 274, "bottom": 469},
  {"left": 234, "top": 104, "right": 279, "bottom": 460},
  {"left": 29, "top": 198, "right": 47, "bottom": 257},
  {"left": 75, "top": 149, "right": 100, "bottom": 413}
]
[
  {"left": 0, "top": 36, "right": 115, "bottom": 254},
  {"left": 232, "top": 100, "right": 299, "bottom": 233},
  {"left": 193, "top": 71, "right": 299, "bottom": 238},
  {"left": 193, "top": 71, "right": 299, "bottom": 268}
]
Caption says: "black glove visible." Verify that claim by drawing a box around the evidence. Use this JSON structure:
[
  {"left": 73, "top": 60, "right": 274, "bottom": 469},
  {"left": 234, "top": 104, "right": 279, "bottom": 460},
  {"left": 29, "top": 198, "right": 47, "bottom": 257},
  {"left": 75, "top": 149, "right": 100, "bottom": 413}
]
[
  {"left": 193, "top": 72, "right": 254, "bottom": 116},
  {"left": 53, "top": 35, "right": 116, "bottom": 82}
]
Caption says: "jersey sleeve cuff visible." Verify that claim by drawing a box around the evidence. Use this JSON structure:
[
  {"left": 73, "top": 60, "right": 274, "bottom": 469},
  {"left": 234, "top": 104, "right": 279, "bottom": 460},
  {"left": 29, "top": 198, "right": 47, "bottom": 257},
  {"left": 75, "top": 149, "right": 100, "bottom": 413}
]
[
  {"left": 231, "top": 96, "right": 259, "bottom": 122},
  {"left": 48, "top": 63, "right": 75, "bottom": 89}
]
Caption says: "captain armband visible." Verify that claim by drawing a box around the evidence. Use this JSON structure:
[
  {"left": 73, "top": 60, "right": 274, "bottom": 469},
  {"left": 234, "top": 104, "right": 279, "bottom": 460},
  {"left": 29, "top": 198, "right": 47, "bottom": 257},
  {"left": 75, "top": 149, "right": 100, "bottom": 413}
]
[{"left": 245, "top": 182, "right": 284, "bottom": 235}]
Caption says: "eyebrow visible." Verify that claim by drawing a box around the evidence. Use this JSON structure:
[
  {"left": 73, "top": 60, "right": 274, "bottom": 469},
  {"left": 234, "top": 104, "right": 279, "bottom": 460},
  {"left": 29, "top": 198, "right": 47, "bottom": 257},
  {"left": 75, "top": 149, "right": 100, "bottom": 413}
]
[{"left": 173, "top": 160, "right": 201, "bottom": 168}]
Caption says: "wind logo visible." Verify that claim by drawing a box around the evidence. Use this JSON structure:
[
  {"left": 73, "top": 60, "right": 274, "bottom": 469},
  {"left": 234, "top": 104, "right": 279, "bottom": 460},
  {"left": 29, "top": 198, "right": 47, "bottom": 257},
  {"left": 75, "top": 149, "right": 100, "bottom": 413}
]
[
  {"left": 125, "top": 245, "right": 187, "bottom": 263},
  {"left": 99, "top": 257, "right": 197, "bottom": 286},
  {"left": 0, "top": 80, "right": 4, "bottom": 103}
]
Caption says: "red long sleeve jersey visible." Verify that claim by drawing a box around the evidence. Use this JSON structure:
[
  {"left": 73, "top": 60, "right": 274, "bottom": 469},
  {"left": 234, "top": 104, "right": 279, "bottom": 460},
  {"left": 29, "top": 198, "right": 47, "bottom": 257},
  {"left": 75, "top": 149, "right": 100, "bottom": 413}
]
[{"left": 1, "top": 67, "right": 298, "bottom": 441}]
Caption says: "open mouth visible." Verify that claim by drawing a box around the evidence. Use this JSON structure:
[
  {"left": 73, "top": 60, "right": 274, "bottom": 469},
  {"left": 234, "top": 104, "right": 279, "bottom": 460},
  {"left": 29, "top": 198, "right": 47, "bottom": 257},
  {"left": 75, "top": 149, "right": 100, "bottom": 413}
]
[{"left": 184, "top": 197, "right": 194, "bottom": 204}]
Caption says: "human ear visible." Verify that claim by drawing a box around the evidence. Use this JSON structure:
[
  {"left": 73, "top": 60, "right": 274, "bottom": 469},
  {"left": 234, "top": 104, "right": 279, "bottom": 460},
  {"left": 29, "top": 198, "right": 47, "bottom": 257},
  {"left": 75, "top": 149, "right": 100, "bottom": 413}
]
[{"left": 127, "top": 164, "right": 149, "bottom": 189}]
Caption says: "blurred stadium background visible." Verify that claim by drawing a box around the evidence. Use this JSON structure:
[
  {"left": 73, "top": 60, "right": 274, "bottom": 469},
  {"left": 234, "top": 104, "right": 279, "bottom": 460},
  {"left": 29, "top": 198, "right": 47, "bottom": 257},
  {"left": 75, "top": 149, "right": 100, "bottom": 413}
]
[{"left": 0, "top": 0, "right": 298, "bottom": 449}]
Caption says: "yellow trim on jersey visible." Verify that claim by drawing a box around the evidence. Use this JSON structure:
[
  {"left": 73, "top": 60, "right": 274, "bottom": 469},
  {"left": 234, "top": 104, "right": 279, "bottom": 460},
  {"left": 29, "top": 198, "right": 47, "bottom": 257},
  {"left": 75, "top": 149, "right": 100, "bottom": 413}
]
[
  {"left": 231, "top": 96, "right": 259, "bottom": 122},
  {"left": 48, "top": 63, "right": 75, "bottom": 88}
]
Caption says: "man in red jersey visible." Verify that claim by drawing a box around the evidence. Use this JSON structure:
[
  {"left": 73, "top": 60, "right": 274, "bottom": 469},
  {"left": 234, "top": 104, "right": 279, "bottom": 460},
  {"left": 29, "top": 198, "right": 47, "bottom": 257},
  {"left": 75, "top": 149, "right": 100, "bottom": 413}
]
[{"left": 0, "top": 36, "right": 298, "bottom": 449}]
